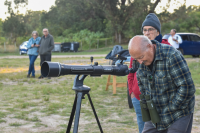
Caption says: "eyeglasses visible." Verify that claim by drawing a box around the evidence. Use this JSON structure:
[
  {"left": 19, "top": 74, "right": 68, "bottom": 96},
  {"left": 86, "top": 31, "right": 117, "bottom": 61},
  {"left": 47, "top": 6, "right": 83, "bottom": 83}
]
[
  {"left": 43, "top": 31, "right": 48, "bottom": 32},
  {"left": 143, "top": 28, "right": 156, "bottom": 33}
]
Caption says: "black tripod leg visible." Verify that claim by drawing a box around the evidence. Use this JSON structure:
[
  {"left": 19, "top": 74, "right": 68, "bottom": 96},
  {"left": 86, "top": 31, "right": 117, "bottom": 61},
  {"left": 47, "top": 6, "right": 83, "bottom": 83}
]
[
  {"left": 87, "top": 93, "right": 103, "bottom": 133},
  {"left": 66, "top": 94, "right": 77, "bottom": 133},
  {"left": 73, "top": 92, "right": 83, "bottom": 133}
]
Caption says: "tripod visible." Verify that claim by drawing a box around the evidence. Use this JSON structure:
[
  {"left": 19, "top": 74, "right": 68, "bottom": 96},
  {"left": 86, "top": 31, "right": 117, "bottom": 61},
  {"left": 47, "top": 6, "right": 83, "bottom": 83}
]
[{"left": 66, "top": 75, "right": 103, "bottom": 133}]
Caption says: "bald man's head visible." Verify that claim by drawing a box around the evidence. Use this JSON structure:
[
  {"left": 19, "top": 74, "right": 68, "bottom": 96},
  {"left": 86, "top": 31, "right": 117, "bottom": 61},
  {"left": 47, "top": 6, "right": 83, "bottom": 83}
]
[
  {"left": 128, "top": 35, "right": 152, "bottom": 52},
  {"left": 128, "top": 35, "right": 155, "bottom": 66}
]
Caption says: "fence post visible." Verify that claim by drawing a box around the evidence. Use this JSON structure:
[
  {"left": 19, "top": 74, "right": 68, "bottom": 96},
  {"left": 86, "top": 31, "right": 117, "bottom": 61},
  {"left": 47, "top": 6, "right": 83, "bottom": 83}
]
[
  {"left": 81, "top": 41, "right": 82, "bottom": 51},
  {"left": 97, "top": 39, "right": 99, "bottom": 49},
  {"left": 15, "top": 42, "right": 17, "bottom": 52},
  {"left": 4, "top": 42, "right": 6, "bottom": 52}
]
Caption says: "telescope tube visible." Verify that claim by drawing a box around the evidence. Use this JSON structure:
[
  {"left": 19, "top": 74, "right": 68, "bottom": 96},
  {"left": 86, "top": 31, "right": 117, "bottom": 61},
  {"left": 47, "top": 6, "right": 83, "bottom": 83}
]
[{"left": 41, "top": 61, "right": 129, "bottom": 77}]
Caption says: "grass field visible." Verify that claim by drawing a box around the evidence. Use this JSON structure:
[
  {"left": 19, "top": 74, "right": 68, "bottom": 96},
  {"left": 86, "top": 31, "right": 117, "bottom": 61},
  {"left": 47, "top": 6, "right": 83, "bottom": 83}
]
[
  {"left": 0, "top": 44, "right": 129, "bottom": 57},
  {"left": 0, "top": 57, "right": 199, "bottom": 133}
]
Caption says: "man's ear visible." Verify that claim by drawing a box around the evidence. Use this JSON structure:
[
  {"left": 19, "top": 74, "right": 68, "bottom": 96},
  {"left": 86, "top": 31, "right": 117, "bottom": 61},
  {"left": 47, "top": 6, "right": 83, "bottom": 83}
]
[
  {"left": 157, "top": 31, "right": 159, "bottom": 36},
  {"left": 147, "top": 43, "right": 151, "bottom": 48},
  {"left": 147, "top": 43, "right": 153, "bottom": 51}
]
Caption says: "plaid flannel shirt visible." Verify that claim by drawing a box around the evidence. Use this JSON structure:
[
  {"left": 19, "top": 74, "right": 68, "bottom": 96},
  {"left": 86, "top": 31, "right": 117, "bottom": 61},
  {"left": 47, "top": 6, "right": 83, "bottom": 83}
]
[{"left": 137, "top": 40, "right": 195, "bottom": 131}]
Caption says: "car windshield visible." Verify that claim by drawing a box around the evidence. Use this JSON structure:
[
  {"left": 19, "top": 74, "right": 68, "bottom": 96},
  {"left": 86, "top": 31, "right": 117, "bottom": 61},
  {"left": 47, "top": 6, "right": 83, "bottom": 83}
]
[
  {"left": 163, "top": 34, "right": 170, "bottom": 39},
  {"left": 23, "top": 42, "right": 28, "bottom": 46}
]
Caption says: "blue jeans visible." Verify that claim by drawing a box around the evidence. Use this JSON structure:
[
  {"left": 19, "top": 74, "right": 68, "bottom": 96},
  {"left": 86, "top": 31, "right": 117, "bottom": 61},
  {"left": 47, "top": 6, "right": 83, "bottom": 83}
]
[
  {"left": 28, "top": 55, "right": 38, "bottom": 76},
  {"left": 132, "top": 97, "right": 145, "bottom": 133}
]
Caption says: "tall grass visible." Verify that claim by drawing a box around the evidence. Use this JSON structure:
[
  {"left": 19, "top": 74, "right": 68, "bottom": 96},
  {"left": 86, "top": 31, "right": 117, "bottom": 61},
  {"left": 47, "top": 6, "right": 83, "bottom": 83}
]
[{"left": 0, "top": 45, "right": 19, "bottom": 53}]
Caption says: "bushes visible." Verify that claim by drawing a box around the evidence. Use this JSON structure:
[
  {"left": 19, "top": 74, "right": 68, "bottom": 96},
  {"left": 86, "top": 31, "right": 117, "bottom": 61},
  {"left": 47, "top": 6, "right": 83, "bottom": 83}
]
[{"left": 55, "top": 29, "right": 114, "bottom": 50}]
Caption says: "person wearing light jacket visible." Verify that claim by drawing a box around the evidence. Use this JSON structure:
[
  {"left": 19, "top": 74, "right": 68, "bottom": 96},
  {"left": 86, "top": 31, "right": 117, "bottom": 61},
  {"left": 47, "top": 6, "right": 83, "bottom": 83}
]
[
  {"left": 128, "top": 13, "right": 170, "bottom": 133},
  {"left": 168, "top": 29, "right": 182, "bottom": 50},
  {"left": 26, "top": 31, "right": 41, "bottom": 78}
]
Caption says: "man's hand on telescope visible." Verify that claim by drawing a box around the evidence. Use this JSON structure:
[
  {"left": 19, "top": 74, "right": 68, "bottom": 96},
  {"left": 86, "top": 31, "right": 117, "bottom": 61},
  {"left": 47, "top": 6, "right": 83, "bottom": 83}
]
[{"left": 131, "top": 92, "right": 135, "bottom": 99}]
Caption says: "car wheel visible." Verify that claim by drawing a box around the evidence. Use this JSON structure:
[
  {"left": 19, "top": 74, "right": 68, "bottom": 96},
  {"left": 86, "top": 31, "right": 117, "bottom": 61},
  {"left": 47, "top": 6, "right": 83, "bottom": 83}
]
[
  {"left": 127, "top": 81, "right": 133, "bottom": 109},
  {"left": 192, "top": 55, "right": 199, "bottom": 58}
]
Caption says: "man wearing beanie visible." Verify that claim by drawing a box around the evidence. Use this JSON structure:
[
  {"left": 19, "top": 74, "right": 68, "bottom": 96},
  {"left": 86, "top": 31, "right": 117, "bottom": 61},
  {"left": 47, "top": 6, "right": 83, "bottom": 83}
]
[
  {"left": 128, "top": 13, "right": 170, "bottom": 133},
  {"left": 128, "top": 13, "right": 195, "bottom": 133}
]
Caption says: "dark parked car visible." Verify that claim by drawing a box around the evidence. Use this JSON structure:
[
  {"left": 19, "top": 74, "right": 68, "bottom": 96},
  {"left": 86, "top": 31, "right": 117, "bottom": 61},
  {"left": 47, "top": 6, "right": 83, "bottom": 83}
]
[{"left": 163, "top": 33, "right": 200, "bottom": 57}]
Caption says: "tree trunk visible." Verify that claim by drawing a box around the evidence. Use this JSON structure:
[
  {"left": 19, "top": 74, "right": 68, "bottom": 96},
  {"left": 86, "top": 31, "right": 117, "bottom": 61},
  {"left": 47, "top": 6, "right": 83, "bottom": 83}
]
[
  {"left": 115, "top": 31, "right": 118, "bottom": 41},
  {"left": 118, "top": 33, "right": 121, "bottom": 44}
]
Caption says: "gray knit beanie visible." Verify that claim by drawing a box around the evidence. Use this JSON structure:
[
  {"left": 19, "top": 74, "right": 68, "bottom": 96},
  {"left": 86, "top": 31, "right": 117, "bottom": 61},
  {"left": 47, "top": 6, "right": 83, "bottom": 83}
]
[{"left": 141, "top": 13, "right": 161, "bottom": 33}]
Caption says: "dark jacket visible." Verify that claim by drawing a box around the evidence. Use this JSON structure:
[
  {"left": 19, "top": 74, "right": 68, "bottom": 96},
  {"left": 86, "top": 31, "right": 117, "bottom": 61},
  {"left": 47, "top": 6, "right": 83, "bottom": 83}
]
[
  {"left": 137, "top": 41, "right": 195, "bottom": 130},
  {"left": 39, "top": 34, "right": 54, "bottom": 55}
]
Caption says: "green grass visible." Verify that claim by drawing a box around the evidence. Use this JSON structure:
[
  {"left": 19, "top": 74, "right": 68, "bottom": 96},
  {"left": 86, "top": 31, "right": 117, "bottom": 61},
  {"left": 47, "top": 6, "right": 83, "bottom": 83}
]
[
  {"left": 0, "top": 119, "right": 6, "bottom": 123},
  {"left": 34, "top": 122, "right": 48, "bottom": 128},
  {"left": 0, "top": 57, "right": 199, "bottom": 132},
  {"left": 0, "top": 44, "right": 129, "bottom": 57},
  {"left": 9, "top": 122, "right": 24, "bottom": 127}
]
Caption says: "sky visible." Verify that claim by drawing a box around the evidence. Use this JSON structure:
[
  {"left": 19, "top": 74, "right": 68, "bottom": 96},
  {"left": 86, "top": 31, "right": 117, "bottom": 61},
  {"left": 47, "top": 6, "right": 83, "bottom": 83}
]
[
  {"left": 0, "top": 0, "right": 56, "bottom": 20},
  {"left": 0, "top": 0, "right": 200, "bottom": 20}
]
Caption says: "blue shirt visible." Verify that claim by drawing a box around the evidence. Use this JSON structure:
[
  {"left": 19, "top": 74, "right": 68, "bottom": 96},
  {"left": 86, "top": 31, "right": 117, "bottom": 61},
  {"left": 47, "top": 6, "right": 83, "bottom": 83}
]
[{"left": 26, "top": 37, "right": 41, "bottom": 56}]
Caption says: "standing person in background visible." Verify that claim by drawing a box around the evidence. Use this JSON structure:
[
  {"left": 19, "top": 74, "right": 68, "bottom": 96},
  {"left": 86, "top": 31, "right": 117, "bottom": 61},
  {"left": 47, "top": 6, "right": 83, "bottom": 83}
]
[
  {"left": 38, "top": 28, "right": 54, "bottom": 79},
  {"left": 168, "top": 29, "right": 182, "bottom": 50},
  {"left": 26, "top": 31, "right": 41, "bottom": 78},
  {"left": 128, "top": 13, "right": 170, "bottom": 133}
]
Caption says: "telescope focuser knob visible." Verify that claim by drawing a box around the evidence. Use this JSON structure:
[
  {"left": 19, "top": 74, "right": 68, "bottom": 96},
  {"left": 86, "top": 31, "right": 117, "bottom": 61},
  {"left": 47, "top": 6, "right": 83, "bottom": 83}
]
[
  {"left": 90, "top": 56, "right": 93, "bottom": 65},
  {"left": 94, "top": 62, "right": 98, "bottom": 66}
]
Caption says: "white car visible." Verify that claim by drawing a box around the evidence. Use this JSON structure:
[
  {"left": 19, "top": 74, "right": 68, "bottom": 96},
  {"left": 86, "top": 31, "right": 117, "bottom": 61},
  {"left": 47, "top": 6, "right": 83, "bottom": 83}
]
[{"left": 19, "top": 41, "right": 28, "bottom": 55}]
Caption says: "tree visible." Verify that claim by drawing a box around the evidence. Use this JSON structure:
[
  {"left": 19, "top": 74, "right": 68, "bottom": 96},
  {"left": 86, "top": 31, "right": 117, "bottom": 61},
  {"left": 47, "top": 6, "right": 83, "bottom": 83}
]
[
  {"left": 160, "top": 4, "right": 200, "bottom": 34},
  {"left": 180, "top": 11, "right": 200, "bottom": 33},
  {"left": 95, "top": 0, "right": 162, "bottom": 43},
  {"left": 41, "top": 0, "right": 106, "bottom": 36},
  {"left": 23, "top": 10, "right": 44, "bottom": 35},
  {"left": 0, "top": 19, "right": 3, "bottom": 37},
  {"left": 3, "top": 15, "right": 26, "bottom": 44},
  {"left": 3, "top": 0, "right": 28, "bottom": 44},
  {"left": 0, "top": 19, "right": 4, "bottom": 44}
]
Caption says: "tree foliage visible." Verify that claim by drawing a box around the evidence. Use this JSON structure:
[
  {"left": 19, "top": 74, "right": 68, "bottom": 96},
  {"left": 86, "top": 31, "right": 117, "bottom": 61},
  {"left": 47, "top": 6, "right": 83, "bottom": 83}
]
[
  {"left": 2, "top": 0, "right": 200, "bottom": 46},
  {"left": 3, "top": 0, "right": 28, "bottom": 43}
]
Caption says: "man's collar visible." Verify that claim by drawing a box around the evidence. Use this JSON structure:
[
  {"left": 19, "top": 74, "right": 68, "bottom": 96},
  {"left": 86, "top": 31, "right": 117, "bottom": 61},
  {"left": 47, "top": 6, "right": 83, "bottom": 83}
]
[
  {"left": 43, "top": 34, "right": 49, "bottom": 38},
  {"left": 153, "top": 40, "right": 163, "bottom": 61}
]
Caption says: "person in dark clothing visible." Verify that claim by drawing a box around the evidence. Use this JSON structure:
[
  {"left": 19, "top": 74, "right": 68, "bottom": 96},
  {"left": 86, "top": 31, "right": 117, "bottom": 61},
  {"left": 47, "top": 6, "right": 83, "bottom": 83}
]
[
  {"left": 129, "top": 35, "right": 195, "bottom": 133},
  {"left": 38, "top": 28, "right": 54, "bottom": 79},
  {"left": 128, "top": 13, "right": 171, "bottom": 133}
]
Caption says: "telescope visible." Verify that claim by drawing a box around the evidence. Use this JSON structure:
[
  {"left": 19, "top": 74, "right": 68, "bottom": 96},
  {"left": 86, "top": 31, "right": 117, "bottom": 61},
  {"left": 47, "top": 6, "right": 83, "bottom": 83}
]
[
  {"left": 41, "top": 56, "right": 135, "bottom": 78},
  {"left": 41, "top": 55, "right": 138, "bottom": 133}
]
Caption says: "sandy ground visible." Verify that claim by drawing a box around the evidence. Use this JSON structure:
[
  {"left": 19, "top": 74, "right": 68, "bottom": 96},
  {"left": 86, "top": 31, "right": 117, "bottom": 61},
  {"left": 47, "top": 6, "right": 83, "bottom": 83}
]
[{"left": 0, "top": 57, "right": 199, "bottom": 133}]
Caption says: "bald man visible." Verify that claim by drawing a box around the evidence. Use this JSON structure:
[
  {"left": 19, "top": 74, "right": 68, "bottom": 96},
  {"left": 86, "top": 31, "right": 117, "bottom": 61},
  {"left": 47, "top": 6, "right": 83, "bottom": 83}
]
[{"left": 128, "top": 35, "right": 195, "bottom": 133}]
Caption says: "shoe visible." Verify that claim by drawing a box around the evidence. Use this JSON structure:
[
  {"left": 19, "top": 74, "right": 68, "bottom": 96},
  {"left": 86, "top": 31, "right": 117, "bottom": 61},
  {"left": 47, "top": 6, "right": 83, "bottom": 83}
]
[
  {"left": 27, "top": 74, "right": 30, "bottom": 78},
  {"left": 31, "top": 76, "right": 35, "bottom": 78},
  {"left": 38, "top": 75, "right": 43, "bottom": 79}
]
